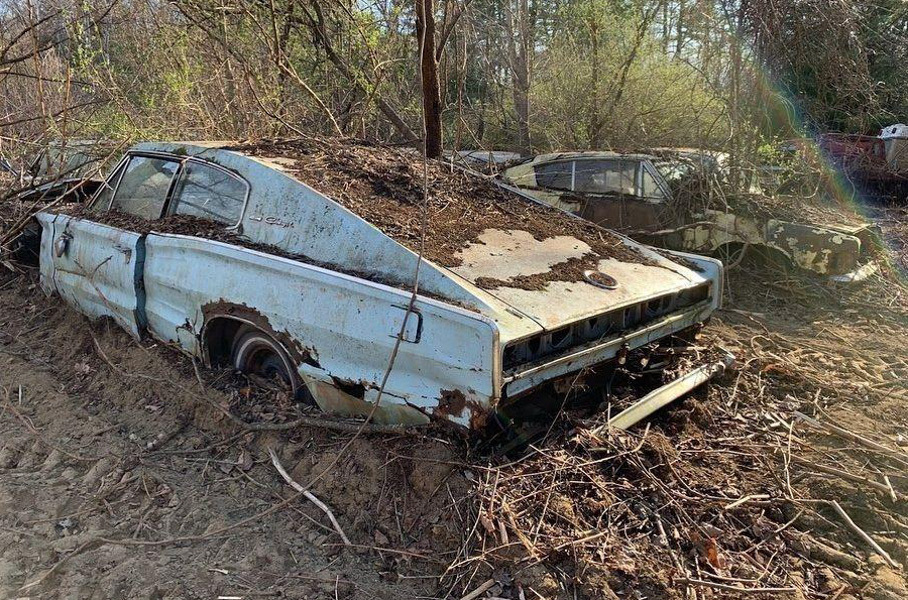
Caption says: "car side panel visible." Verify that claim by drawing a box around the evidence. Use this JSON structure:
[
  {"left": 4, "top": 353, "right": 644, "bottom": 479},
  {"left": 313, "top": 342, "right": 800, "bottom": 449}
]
[
  {"left": 679, "top": 211, "right": 862, "bottom": 275},
  {"left": 142, "top": 233, "right": 499, "bottom": 426},
  {"left": 34, "top": 212, "right": 57, "bottom": 296},
  {"left": 44, "top": 215, "right": 144, "bottom": 338}
]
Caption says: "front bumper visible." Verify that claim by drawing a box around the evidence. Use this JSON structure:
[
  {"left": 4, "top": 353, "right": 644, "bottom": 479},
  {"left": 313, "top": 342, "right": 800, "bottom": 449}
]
[
  {"left": 829, "top": 260, "right": 879, "bottom": 284},
  {"left": 600, "top": 351, "right": 735, "bottom": 431},
  {"left": 502, "top": 300, "right": 716, "bottom": 399}
]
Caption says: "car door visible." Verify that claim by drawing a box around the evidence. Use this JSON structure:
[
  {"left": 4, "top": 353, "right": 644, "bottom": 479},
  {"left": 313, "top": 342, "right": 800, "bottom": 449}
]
[
  {"left": 142, "top": 157, "right": 250, "bottom": 351},
  {"left": 48, "top": 154, "right": 180, "bottom": 338}
]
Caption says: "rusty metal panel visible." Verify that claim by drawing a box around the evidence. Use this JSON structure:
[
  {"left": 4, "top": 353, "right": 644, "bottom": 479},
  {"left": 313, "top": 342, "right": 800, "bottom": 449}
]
[
  {"left": 34, "top": 212, "right": 57, "bottom": 297},
  {"left": 142, "top": 233, "right": 500, "bottom": 426},
  {"left": 765, "top": 220, "right": 860, "bottom": 275},
  {"left": 679, "top": 211, "right": 863, "bottom": 277},
  {"left": 43, "top": 215, "right": 144, "bottom": 338}
]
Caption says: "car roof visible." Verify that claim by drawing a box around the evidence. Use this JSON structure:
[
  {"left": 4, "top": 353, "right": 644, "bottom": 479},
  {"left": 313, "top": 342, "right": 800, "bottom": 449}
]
[{"left": 522, "top": 151, "right": 658, "bottom": 165}]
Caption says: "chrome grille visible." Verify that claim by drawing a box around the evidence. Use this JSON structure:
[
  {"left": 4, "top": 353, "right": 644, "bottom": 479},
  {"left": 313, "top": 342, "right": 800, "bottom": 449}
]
[{"left": 502, "top": 283, "right": 710, "bottom": 370}]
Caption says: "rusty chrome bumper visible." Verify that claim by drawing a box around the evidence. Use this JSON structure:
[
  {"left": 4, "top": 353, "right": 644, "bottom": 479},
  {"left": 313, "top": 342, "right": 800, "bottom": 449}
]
[{"left": 595, "top": 350, "right": 735, "bottom": 432}]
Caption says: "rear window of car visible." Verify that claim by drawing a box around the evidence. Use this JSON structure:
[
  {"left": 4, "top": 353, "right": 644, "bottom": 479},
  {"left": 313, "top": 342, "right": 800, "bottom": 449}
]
[
  {"left": 573, "top": 160, "right": 636, "bottom": 195},
  {"left": 109, "top": 156, "right": 179, "bottom": 219},
  {"left": 169, "top": 161, "right": 248, "bottom": 226}
]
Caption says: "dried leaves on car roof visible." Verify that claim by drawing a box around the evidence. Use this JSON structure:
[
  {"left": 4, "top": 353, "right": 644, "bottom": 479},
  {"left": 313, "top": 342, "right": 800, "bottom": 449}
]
[{"left": 227, "top": 138, "right": 656, "bottom": 277}]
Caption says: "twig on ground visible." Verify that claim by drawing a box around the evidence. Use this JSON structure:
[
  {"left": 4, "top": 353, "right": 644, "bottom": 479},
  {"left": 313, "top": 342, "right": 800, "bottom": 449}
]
[
  {"left": 801, "top": 499, "right": 899, "bottom": 568},
  {"left": 21, "top": 490, "right": 307, "bottom": 591},
  {"left": 267, "top": 447, "right": 351, "bottom": 546},
  {"left": 1, "top": 385, "right": 102, "bottom": 462},
  {"left": 724, "top": 494, "right": 771, "bottom": 510},
  {"left": 681, "top": 578, "right": 797, "bottom": 593},
  {"left": 789, "top": 454, "right": 902, "bottom": 500},
  {"left": 459, "top": 578, "right": 496, "bottom": 600},
  {"left": 795, "top": 411, "right": 907, "bottom": 463}
]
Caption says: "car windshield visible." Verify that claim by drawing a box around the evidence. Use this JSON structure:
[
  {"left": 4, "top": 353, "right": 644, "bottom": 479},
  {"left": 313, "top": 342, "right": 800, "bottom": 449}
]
[{"left": 653, "top": 159, "right": 696, "bottom": 184}]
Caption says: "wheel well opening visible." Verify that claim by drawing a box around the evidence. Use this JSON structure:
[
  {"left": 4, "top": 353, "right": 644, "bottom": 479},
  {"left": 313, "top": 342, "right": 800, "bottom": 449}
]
[
  {"left": 203, "top": 317, "right": 245, "bottom": 367},
  {"left": 713, "top": 242, "right": 793, "bottom": 270}
]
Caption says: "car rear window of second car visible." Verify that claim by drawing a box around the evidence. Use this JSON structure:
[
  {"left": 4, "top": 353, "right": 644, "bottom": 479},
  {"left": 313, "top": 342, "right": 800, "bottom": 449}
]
[
  {"left": 170, "top": 161, "right": 247, "bottom": 226},
  {"left": 574, "top": 160, "right": 635, "bottom": 195},
  {"left": 535, "top": 161, "right": 573, "bottom": 190}
]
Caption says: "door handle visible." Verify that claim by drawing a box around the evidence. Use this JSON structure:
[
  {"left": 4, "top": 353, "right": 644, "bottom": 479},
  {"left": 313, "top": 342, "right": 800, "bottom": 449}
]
[{"left": 54, "top": 234, "right": 71, "bottom": 258}]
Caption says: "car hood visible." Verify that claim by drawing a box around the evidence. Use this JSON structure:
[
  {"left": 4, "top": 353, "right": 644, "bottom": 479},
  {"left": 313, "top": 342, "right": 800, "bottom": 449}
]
[{"left": 444, "top": 227, "right": 719, "bottom": 333}]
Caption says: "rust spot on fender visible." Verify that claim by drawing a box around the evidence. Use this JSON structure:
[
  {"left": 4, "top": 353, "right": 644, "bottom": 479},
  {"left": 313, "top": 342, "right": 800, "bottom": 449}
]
[
  {"left": 436, "top": 389, "right": 490, "bottom": 429},
  {"left": 330, "top": 376, "right": 366, "bottom": 399},
  {"left": 201, "top": 300, "right": 320, "bottom": 368}
]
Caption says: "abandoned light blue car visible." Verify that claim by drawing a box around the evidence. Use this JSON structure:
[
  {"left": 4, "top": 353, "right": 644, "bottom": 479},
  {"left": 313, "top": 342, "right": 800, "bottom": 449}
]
[{"left": 26, "top": 141, "right": 727, "bottom": 428}]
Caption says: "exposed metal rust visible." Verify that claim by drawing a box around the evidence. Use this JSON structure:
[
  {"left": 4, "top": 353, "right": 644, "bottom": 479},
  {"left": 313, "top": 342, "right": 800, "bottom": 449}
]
[
  {"left": 200, "top": 300, "right": 320, "bottom": 368},
  {"left": 436, "top": 388, "right": 490, "bottom": 429},
  {"left": 330, "top": 376, "right": 366, "bottom": 399}
]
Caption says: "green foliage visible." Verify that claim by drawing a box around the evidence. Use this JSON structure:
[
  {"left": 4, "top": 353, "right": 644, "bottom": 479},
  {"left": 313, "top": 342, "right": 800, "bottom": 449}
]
[{"left": 530, "top": 0, "right": 727, "bottom": 149}]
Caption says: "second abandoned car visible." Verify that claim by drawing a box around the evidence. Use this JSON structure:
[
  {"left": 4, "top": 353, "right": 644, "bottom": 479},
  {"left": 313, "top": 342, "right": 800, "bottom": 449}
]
[
  {"left": 25, "top": 140, "right": 726, "bottom": 428},
  {"left": 500, "top": 150, "right": 880, "bottom": 283}
]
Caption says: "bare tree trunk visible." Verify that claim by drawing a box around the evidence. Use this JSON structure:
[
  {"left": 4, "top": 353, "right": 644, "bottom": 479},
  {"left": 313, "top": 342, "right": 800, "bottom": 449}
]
[
  {"left": 507, "top": 0, "right": 532, "bottom": 154},
  {"left": 416, "top": 0, "right": 442, "bottom": 158},
  {"left": 589, "top": 18, "right": 602, "bottom": 148}
]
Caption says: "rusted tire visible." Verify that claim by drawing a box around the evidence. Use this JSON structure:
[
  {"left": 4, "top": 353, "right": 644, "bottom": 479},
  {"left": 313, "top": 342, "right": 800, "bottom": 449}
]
[{"left": 230, "top": 328, "right": 304, "bottom": 400}]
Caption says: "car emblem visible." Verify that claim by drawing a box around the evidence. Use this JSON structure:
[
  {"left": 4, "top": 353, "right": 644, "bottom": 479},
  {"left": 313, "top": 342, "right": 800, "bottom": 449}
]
[{"left": 584, "top": 270, "right": 617, "bottom": 289}]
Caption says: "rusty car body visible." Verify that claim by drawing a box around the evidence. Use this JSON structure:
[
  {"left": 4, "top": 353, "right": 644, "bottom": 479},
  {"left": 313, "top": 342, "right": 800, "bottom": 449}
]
[
  {"left": 24, "top": 141, "right": 727, "bottom": 428},
  {"left": 500, "top": 150, "right": 879, "bottom": 283}
]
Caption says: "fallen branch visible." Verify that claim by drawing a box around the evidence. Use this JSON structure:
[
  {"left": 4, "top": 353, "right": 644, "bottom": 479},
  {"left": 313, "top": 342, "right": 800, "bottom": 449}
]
[
  {"left": 459, "top": 578, "right": 496, "bottom": 600},
  {"left": 681, "top": 578, "right": 797, "bottom": 593},
  {"left": 789, "top": 455, "right": 902, "bottom": 500},
  {"left": 801, "top": 499, "right": 899, "bottom": 569},
  {"left": 795, "top": 411, "right": 907, "bottom": 464},
  {"left": 267, "top": 447, "right": 351, "bottom": 546}
]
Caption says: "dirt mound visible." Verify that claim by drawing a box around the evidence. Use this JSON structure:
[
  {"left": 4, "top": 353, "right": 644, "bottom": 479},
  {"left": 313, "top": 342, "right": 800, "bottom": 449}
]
[{"left": 456, "top": 263, "right": 908, "bottom": 599}]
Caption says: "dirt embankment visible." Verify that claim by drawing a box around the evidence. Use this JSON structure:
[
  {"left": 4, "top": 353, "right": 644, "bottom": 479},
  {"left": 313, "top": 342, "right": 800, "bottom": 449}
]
[{"left": 0, "top": 271, "right": 473, "bottom": 599}]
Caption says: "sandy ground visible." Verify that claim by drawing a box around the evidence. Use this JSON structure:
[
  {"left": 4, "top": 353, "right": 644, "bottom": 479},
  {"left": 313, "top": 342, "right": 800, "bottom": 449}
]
[
  {"left": 0, "top": 236, "right": 906, "bottom": 598},
  {"left": 0, "top": 270, "right": 476, "bottom": 599}
]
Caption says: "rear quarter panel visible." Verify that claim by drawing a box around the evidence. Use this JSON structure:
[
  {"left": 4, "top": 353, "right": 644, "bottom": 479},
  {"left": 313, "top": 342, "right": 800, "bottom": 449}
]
[{"left": 142, "top": 234, "right": 499, "bottom": 426}]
